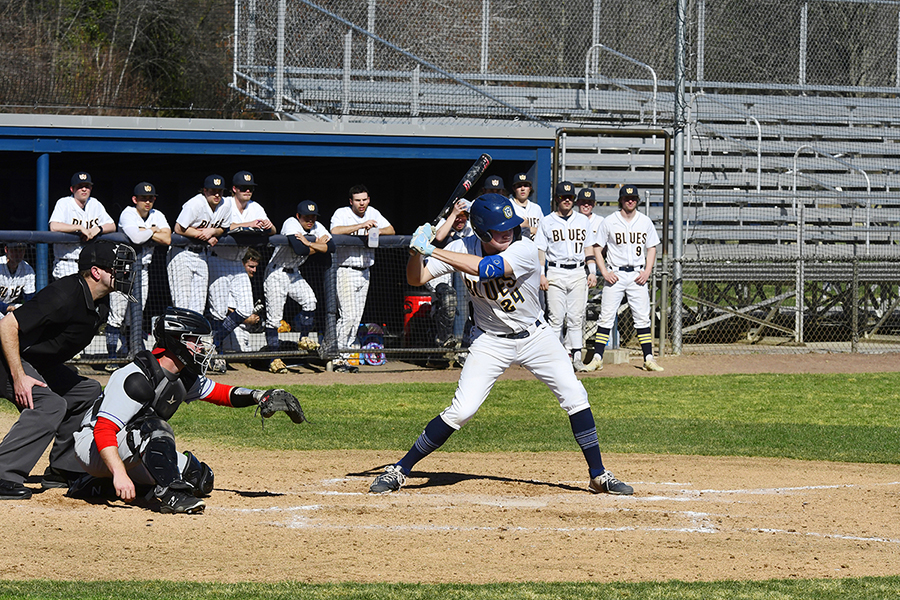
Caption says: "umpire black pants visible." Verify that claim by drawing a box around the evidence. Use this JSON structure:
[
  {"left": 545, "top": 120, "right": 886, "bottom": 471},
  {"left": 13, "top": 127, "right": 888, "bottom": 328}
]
[{"left": 0, "top": 358, "right": 100, "bottom": 483}]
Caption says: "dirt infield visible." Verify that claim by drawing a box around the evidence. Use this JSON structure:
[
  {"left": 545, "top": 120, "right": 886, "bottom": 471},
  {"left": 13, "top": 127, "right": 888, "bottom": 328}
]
[{"left": 1, "top": 352, "right": 898, "bottom": 583}]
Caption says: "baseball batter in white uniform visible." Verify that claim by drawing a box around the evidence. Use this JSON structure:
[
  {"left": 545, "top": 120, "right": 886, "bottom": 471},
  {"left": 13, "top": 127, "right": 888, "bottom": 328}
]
[
  {"left": 264, "top": 200, "right": 334, "bottom": 354},
  {"left": 0, "top": 244, "right": 35, "bottom": 316},
  {"left": 329, "top": 184, "right": 394, "bottom": 373},
  {"left": 536, "top": 181, "right": 598, "bottom": 371},
  {"left": 48, "top": 171, "right": 116, "bottom": 279},
  {"left": 368, "top": 193, "right": 633, "bottom": 496},
  {"left": 209, "top": 171, "right": 274, "bottom": 353},
  {"left": 509, "top": 172, "right": 544, "bottom": 239},
  {"left": 167, "top": 174, "right": 231, "bottom": 315},
  {"left": 106, "top": 182, "right": 171, "bottom": 369},
  {"left": 585, "top": 184, "right": 663, "bottom": 372}
]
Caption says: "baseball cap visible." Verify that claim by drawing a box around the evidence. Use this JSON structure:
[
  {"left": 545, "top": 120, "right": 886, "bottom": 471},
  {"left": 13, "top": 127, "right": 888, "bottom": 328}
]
[
  {"left": 71, "top": 172, "right": 93, "bottom": 188},
  {"left": 555, "top": 181, "right": 576, "bottom": 197},
  {"left": 204, "top": 174, "right": 226, "bottom": 190},
  {"left": 78, "top": 240, "right": 121, "bottom": 271},
  {"left": 133, "top": 181, "right": 157, "bottom": 197},
  {"left": 619, "top": 184, "right": 640, "bottom": 199},
  {"left": 576, "top": 188, "right": 596, "bottom": 203},
  {"left": 512, "top": 173, "right": 532, "bottom": 187},
  {"left": 484, "top": 175, "right": 505, "bottom": 190},
  {"left": 233, "top": 171, "right": 256, "bottom": 187},
  {"left": 297, "top": 200, "right": 319, "bottom": 216}
]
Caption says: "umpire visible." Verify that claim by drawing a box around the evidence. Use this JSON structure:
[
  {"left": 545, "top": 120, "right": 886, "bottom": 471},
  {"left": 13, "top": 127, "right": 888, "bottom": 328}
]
[{"left": 0, "top": 239, "right": 136, "bottom": 500}]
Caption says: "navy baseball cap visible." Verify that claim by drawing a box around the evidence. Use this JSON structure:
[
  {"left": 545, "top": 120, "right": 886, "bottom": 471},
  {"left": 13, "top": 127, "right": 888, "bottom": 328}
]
[
  {"left": 233, "top": 171, "right": 256, "bottom": 187},
  {"left": 297, "top": 200, "right": 319, "bottom": 216},
  {"left": 555, "top": 181, "right": 576, "bottom": 197},
  {"left": 204, "top": 174, "right": 226, "bottom": 190},
  {"left": 619, "top": 184, "right": 640, "bottom": 199},
  {"left": 133, "top": 182, "right": 157, "bottom": 197},
  {"left": 512, "top": 173, "right": 532, "bottom": 187},
  {"left": 484, "top": 175, "right": 505, "bottom": 190},
  {"left": 576, "top": 188, "right": 596, "bottom": 203},
  {"left": 71, "top": 171, "right": 93, "bottom": 187}
]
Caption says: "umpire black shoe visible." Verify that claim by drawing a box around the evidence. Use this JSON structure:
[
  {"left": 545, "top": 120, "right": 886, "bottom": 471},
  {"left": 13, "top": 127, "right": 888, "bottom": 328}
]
[
  {"left": 589, "top": 470, "right": 634, "bottom": 495},
  {"left": 0, "top": 479, "right": 32, "bottom": 500},
  {"left": 41, "top": 466, "right": 83, "bottom": 489}
]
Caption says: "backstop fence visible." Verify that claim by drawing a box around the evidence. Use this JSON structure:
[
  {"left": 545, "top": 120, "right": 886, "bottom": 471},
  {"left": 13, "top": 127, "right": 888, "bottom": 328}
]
[{"left": 2, "top": 231, "right": 900, "bottom": 374}]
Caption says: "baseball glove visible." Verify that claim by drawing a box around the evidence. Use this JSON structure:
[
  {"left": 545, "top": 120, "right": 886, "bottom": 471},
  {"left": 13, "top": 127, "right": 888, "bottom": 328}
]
[{"left": 257, "top": 389, "right": 307, "bottom": 424}]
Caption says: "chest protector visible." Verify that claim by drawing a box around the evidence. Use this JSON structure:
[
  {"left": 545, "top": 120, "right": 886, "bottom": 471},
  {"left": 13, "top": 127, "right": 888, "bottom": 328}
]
[{"left": 124, "top": 350, "right": 191, "bottom": 421}]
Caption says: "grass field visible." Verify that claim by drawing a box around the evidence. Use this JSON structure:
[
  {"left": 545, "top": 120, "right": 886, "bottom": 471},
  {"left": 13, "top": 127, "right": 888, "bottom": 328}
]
[{"left": 2, "top": 371, "right": 899, "bottom": 599}]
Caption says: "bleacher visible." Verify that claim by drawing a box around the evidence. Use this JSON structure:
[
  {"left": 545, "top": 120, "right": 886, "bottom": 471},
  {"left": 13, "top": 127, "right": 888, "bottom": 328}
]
[{"left": 558, "top": 92, "right": 900, "bottom": 258}]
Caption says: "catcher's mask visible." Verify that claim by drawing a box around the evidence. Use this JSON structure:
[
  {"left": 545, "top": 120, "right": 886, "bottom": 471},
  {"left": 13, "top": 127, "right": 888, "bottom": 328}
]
[{"left": 154, "top": 307, "right": 215, "bottom": 376}]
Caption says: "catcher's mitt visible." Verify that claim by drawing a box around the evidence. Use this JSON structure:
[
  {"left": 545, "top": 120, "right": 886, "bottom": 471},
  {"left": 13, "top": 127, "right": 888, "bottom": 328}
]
[{"left": 257, "top": 389, "right": 307, "bottom": 424}]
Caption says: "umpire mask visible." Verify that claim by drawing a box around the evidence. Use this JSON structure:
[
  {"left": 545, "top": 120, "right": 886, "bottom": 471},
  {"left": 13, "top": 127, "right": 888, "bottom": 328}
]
[{"left": 112, "top": 244, "right": 138, "bottom": 302}]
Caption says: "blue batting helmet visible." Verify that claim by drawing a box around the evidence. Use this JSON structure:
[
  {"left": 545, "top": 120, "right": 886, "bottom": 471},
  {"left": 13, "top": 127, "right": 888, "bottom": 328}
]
[{"left": 469, "top": 193, "right": 524, "bottom": 243}]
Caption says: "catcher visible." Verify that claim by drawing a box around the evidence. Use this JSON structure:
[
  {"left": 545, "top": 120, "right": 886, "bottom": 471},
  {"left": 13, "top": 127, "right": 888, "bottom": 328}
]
[{"left": 71, "top": 307, "right": 305, "bottom": 514}]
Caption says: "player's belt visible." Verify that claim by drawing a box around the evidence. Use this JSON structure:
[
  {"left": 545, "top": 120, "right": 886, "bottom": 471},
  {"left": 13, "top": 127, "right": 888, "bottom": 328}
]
[
  {"left": 547, "top": 261, "right": 584, "bottom": 270},
  {"left": 495, "top": 320, "right": 542, "bottom": 339},
  {"left": 616, "top": 265, "right": 640, "bottom": 272},
  {"left": 340, "top": 265, "right": 369, "bottom": 271},
  {"left": 186, "top": 245, "right": 207, "bottom": 253},
  {"left": 282, "top": 267, "right": 294, "bottom": 274}
]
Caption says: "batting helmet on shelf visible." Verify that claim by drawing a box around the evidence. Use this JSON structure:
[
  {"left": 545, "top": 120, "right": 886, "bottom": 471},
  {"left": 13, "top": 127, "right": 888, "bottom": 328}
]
[
  {"left": 153, "top": 307, "right": 216, "bottom": 376},
  {"left": 469, "top": 193, "right": 524, "bottom": 243}
]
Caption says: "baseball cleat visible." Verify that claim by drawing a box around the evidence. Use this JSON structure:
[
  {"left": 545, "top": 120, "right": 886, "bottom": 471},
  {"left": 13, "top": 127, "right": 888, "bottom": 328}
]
[
  {"left": 104, "top": 363, "right": 119, "bottom": 373},
  {"left": 642, "top": 359, "right": 664, "bottom": 372},
  {"left": 584, "top": 355, "right": 603, "bottom": 371},
  {"left": 40, "top": 466, "right": 82, "bottom": 489},
  {"left": 589, "top": 470, "right": 634, "bottom": 495},
  {"left": 157, "top": 483, "right": 207, "bottom": 514},
  {"left": 210, "top": 358, "right": 227, "bottom": 374},
  {"left": 573, "top": 356, "right": 589, "bottom": 372},
  {"left": 369, "top": 465, "right": 407, "bottom": 494}
]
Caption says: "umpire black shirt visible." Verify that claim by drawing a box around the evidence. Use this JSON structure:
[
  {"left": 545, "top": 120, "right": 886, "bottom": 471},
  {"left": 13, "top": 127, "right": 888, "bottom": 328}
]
[{"left": 9, "top": 274, "right": 109, "bottom": 370}]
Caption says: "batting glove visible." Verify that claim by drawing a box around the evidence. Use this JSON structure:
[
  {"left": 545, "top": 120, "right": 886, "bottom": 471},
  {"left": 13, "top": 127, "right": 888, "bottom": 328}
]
[{"left": 410, "top": 224, "right": 436, "bottom": 257}]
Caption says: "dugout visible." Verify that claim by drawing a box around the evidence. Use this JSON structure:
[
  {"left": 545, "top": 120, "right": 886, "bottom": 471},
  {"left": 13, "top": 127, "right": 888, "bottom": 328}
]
[{"left": 0, "top": 114, "right": 555, "bottom": 278}]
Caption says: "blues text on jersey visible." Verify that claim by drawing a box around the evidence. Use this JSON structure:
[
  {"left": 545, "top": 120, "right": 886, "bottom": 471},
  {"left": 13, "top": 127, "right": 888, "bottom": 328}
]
[{"left": 464, "top": 274, "right": 526, "bottom": 313}]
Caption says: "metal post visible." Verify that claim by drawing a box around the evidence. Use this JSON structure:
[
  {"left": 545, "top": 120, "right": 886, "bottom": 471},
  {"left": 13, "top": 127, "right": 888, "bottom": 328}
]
[
  {"left": 248, "top": 0, "right": 257, "bottom": 66},
  {"left": 851, "top": 258, "right": 859, "bottom": 353},
  {"left": 342, "top": 30, "right": 352, "bottom": 116},
  {"left": 35, "top": 153, "right": 50, "bottom": 292},
  {"left": 275, "top": 0, "right": 285, "bottom": 113},
  {"left": 896, "top": 11, "right": 900, "bottom": 88},
  {"left": 480, "top": 0, "right": 490, "bottom": 75},
  {"left": 232, "top": 0, "right": 240, "bottom": 87},
  {"left": 127, "top": 267, "right": 144, "bottom": 358},
  {"left": 367, "top": 0, "right": 376, "bottom": 72},
  {"left": 793, "top": 145, "right": 812, "bottom": 343},
  {"left": 411, "top": 65, "right": 420, "bottom": 117},
  {"left": 591, "top": 0, "right": 601, "bottom": 73},
  {"left": 799, "top": 2, "right": 808, "bottom": 87},
  {"left": 672, "top": 0, "right": 687, "bottom": 354},
  {"left": 696, "top": 0, "right": 706, "bottom": 84}
]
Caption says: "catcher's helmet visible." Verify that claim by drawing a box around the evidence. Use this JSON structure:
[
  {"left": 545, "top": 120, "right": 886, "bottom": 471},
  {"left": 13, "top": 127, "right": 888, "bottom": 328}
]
[
  {"left": 154, "top": 307, "right": 215, "bottom": 376},
  {"left": 469, "top": 193, "right": 524, "bottom": 243}
]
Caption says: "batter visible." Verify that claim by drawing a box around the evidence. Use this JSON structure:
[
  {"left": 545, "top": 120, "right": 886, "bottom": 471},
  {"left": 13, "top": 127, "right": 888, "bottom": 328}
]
[{"left": 368, "top": 193, "right": 633, "bottom": 496}]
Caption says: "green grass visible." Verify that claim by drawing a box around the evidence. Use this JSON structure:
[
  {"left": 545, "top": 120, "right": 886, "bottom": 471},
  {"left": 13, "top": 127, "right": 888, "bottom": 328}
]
[
  {"left": 2, "top": 578, "right": 900, "bottom": 599},
  {"left": 3, "top": 371, "right": 900, "bottom": 598},
  {"left": 161, "top": 373, "right": 900, "bottom": 464}
]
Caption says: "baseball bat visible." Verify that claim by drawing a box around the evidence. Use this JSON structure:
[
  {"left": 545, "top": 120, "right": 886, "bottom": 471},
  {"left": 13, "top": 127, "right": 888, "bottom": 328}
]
[{"left": 431, "top": 153, "right": 492, "bottom": 226}]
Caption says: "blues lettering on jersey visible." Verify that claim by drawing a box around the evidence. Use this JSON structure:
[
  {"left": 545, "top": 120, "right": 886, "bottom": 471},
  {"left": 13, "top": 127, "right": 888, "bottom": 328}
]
[
  {"left": 70, "top": 217, "right": 102, "bottom": 229},
  {"left": 0, "top": 285, "right": 25, "bottom": 300},
  {"left": 551, "top": 229, "right": 586, "bottom": 243},
  {"left": 614, "top": 232, "right": 647, "bottom": 245},
  {"left": 464, "top": 275, "right": 524, "bottom": 312}
]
